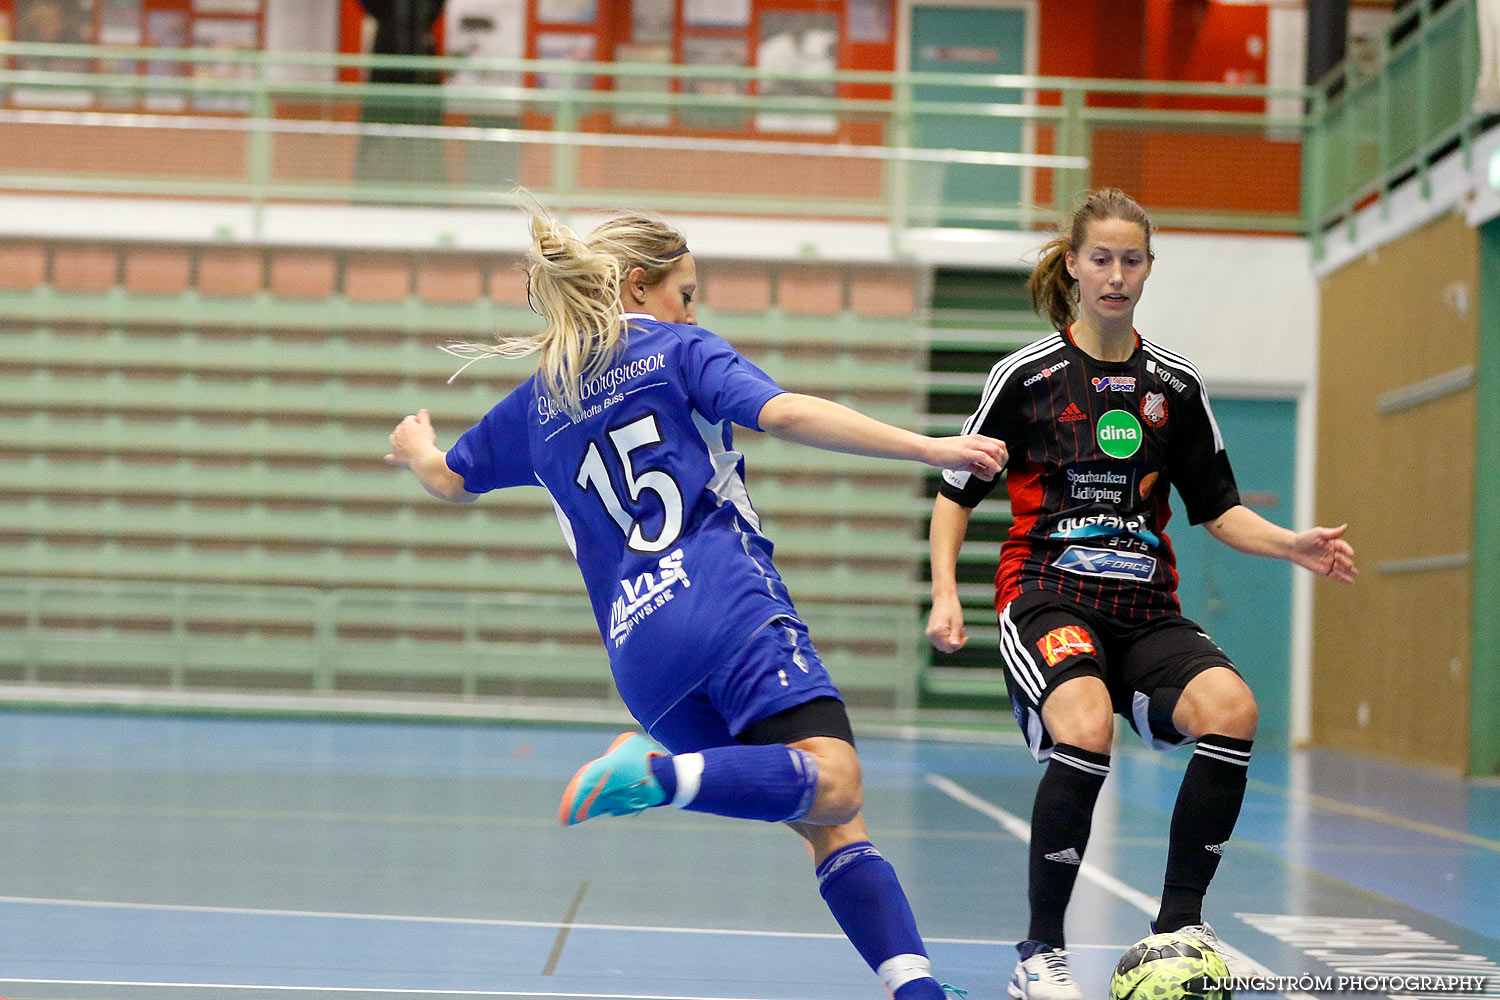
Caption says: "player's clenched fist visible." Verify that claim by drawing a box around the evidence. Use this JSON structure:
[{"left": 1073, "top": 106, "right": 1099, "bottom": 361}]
[
  {"left": 385, "top": 408, "right": 438, "bottom": 469},
  {"left": 927, "top": 434, "right": 1007, "bottom": 481}
]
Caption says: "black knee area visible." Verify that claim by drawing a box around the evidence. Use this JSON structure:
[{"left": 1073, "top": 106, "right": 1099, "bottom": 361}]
[
  {"left": 738, "top": 696, "right": 855, "bottom": 748},
  {"left": 1148, "top": 686, "right": 1186, "bottom": 743}
]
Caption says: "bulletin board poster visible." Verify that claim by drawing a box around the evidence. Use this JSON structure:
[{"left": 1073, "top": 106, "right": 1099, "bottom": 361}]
[
  {"left": 2, "top": 0, "right": 268, "bottom": 111},
  {"left": 613, "top": 40, "right": 671, "bottom": 129},
  {"left": 145, "top": 8, "right": 189, "bottom": 111},
  {"left": 683, "top": 0, "right": 748, "bottom": 29},
  {"left": 96, "top": 0, "right": 142, "bottom": 106},
  {"left": 194, "top": 0, "right": 261, "bottom": 11},
  {"left": 12, "top": 0, "right": 96, "bottom": 108},
  {"left": 630, "top": 0, "right": 672, "bottom": 44},
  {"left": 848, "top": 0, "right": 890, "bottom": 44},
  {"left": 99, "top": 0, "right": 142, "bottom": 44},
  {"left": 536, "top": 30, "right": 596, "bottom": 93},
  {"left": 756, "top": 12, "right": 837, "bottom": 134},
  {"left": 192, "top": 15, "right": 259, "bottom": 112},
  {"left": 446, "top": 0, "right": 525, "bottom": 115},
  {"left": 682, "top": 34, "right": 747, "bottom": 130},
  {"left": 537, "top": 0, "right": 594, "bottom": 25}
]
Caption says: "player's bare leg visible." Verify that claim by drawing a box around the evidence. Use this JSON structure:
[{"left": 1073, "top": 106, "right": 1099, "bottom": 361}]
[{"left": 788, "top": 739, "right": 958, "bottom": 1000}]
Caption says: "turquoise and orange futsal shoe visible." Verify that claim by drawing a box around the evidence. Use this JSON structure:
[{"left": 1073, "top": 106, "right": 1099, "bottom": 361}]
[{"left": 558, "top": 731, "right": 669, "bottom": 825}]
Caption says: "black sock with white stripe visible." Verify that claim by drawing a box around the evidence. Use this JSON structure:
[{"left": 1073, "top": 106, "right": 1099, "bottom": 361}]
[
  {"left": 1155, "top": 734, "right": 1253, "bottom": 933},
  {"left": 1027, "top": 743, "right": 1111, "bottom": 947}
]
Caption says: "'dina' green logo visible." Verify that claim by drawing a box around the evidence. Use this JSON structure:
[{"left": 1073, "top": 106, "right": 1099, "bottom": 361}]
[{"left": 1096, "top": 409, "right": 1143, "bottom": 459}]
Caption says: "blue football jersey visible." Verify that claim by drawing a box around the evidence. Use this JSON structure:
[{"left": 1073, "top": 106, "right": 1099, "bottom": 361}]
[{"left": 445, "top": 314, "right": 800, "bottom": 727}]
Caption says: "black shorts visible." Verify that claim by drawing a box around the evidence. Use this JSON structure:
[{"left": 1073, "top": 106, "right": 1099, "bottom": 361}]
[
  {"left": 737, "top": 695, "right": 855, "bottom": 748},
  {"left": 997, "top": 591, "right": 1239, "bottom": 761}
]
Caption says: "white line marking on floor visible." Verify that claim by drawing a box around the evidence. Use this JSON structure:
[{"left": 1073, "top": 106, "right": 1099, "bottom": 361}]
[
  {"left": 0, "top": 981, "right": 774, "bottom": 1000},
  {"left": 925, "top": 773, "right": 1319, "bottom": 1000},
  {"left": 0, "top": 894, "right": 1128, "bottom": 949}
]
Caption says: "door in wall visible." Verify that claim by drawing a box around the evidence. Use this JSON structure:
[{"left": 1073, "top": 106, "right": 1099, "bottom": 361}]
[
  {"left": 905, "top": 2, "right": 1033, "bottom": 229},
  {"left": 1168, "top": 397, "right": 1298, "bottom": 745}
]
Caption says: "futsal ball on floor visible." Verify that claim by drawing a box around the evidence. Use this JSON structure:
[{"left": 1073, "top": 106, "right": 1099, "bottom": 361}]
[{"left": 1109, "top": 931, "right": 1232, "bottom": 1000}]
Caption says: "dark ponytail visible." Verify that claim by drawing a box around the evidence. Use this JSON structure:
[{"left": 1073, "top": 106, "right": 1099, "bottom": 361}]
[{"left": 1027, "top": 233, "right": 1076, "bottom": 333}]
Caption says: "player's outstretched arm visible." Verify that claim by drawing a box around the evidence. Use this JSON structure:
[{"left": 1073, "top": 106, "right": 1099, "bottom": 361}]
[
  {"left": 1205, "top": 505, "right": 1357, "bottom": 583},
  {"left": 757, "top": 392, "right": 1007, "bottom": 479},
  {"left": 385, "top": 408, "right": 478, "bottom": 504},
  {"left": 926, "top": 495, "right": 975, "bottom": 654}
]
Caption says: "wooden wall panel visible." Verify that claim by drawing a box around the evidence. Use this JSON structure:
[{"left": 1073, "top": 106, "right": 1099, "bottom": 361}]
[{"left": 1313, "top": 210, "right": 1478, "bottom": 770}]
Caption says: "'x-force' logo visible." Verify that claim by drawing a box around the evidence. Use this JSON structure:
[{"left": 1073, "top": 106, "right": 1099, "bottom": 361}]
[{"left": 1052, "top": 545, "right": 1157, "bottom": 581}]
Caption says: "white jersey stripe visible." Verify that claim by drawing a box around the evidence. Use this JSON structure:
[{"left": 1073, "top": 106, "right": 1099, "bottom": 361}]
[
  {"left": 1139, "top": 336, "right": 1203, "bottom": 378},
  {"left": 540, "top": 476, "right": 579, "bottom": 558},
  {"left": 1140, "top": 338, "right": 1213, "bottom": 395},
  {"left": 1141, "top": 338, "right": 1225, "bottom": 453},
  {"left": 945, "top": 335, "right": 1066, "bottom": 491},
  {"left": 691, "top": 409, "right": 763, "bottom": 533},
  {"left": 960, "top": 334, "right": 1066, "bottom": 437}
]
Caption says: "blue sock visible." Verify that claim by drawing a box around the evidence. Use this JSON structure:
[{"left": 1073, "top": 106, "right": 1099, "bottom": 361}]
[
  {"left": 646, "top": 744, "right": 818, "bottom": 822},
  {"left": 817, "top": 842, "right": 946, "bottom": 1000}
]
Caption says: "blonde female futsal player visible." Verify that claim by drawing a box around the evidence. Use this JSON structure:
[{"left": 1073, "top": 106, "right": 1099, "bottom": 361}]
[
  {"left": 927, "top": 189, "right": 1357, "bottom": 1000},
  {"left": 387, "top": 206, "right": 997, "bottom": 998}
]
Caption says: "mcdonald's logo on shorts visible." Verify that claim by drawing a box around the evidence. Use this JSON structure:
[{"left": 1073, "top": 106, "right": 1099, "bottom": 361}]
[{"left": 1036, "top": 625, "right": 1096, "bottom": 666}]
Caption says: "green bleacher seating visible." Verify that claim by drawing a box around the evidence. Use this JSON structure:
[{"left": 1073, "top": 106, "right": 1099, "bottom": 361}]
[
  {"left": 916, "top": 269, "right": 1053, "bottom": 700},
  {"left": 0, "top": 260, "right": 930, "bottom": 709}
]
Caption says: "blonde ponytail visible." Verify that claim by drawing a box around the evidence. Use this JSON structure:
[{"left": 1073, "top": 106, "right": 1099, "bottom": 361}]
[{"left": 445, "top": 198, "right": 689, "bottom": 420}]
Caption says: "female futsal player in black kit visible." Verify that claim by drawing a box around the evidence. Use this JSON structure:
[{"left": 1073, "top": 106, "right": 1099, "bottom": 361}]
[{"left": 926, "top": 189, "right": 1358, "bottom": 1000}]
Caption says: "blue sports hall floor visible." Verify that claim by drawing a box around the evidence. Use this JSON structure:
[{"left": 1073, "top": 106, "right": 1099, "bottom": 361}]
[{"left": 0, "top": 707, "right": 1496, "bottom": 1000}]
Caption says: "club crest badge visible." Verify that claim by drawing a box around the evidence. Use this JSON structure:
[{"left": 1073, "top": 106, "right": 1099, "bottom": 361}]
[{"left": 1140, "top": 391, "right": 1168, "bottom": 428}]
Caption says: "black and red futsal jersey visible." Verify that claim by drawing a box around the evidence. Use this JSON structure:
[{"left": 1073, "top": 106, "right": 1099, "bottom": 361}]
[{"left": 940, "top": 329, "right": 1240, "bottom": 621}]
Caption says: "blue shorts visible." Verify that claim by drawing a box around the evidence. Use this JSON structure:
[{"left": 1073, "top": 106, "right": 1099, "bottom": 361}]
[{"left": 641, "top": 615, "right": 843, "bottom": 754}]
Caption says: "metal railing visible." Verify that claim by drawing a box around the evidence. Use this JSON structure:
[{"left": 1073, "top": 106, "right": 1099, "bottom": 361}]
[
  {"left": 1302, "top": 0, "right": 1483, "bottom": 252},
  {"left": 0, "top": 41, "right": 1310, "bottom": 249}
]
